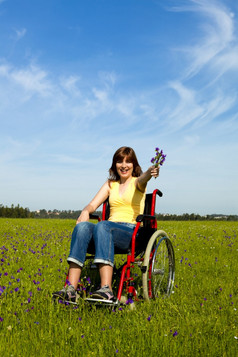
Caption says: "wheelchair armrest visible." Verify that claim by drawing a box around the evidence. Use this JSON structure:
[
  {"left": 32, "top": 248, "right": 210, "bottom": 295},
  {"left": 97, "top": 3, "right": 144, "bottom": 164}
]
[
  {"left": 156, "top": 189, "right": 163, "bottom": 197},
  {"left": 89, "top": 214, "right": 101, "bottom": 221},
  {"left": 136, "top": 214, "right": 156, "bottom": 223}
]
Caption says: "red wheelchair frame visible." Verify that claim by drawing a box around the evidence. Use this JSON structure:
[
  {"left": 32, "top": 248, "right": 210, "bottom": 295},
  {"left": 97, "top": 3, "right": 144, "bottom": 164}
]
[{"left": 84, "top": 188, "right": 175, "bottom": 305}]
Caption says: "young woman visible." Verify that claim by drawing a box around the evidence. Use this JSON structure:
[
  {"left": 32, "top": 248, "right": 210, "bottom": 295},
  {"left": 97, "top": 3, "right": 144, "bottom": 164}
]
[{"left": 53, "top": 147, "right": 159, "bottom": 302}]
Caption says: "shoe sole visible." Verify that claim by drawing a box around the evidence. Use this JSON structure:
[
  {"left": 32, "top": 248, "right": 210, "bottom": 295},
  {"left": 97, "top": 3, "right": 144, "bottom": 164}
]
[{"left": 52, "top": 293, "right": 76, "bottom": 304}]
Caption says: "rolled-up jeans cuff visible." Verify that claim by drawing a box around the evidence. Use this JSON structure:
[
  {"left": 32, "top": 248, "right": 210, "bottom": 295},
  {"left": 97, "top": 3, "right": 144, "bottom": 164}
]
[
  {"left": 67, "top": 257, "right": 84, "bottom": 268},
  {"left": 93, "top": 258, "right": 114, "bottom": 268}
]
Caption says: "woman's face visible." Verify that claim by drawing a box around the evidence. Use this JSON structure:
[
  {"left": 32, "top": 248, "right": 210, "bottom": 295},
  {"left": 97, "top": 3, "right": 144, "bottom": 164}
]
[{"left": 116, "top": 157, "right": 133, "bottom": 181}]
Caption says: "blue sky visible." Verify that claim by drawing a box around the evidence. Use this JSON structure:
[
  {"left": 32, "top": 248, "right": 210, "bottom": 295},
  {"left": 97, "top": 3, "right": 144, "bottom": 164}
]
[{"left": 0, "top": 0, "right": 237, "bottom": 215}]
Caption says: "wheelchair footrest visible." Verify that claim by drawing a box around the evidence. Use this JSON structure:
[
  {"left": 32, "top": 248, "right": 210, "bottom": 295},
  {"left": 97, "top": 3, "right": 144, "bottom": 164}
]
[{"left": 85, "top": 297, "right": 119, "bottom": 306}]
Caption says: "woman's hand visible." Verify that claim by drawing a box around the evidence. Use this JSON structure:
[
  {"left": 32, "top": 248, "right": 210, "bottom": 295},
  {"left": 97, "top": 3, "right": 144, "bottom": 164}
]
[
  {"left": 151, "top": 165, "right": 160, "bottom": 179},
  {"left": 76, "top": 210, "right": 90, "bottom": 224}
]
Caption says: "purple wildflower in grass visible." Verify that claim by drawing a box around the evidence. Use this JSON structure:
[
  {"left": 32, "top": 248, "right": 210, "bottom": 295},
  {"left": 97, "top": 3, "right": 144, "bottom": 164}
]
[
  {"left": 0, "top": 317, "right": 3, "bottom": 322},
  {"left": 173, "top": 331, "right": 178, "bottom": 337},
  {"left": 204, "top": 298, "right": 207, "bottom": 301},
  {"left": 116, "top": 350, "right": 119, "bottom": 353},
  {"left": 28, "top": 298, "right": 31, "bottom": 303},
  {"left": 78, "top": 317, "right": 82, "bottom": 321},
  {"left": 126, "top": 298, "right": 133, "bottom": 305},
  {"left": 147, "top": 315, "right": 152, "bottom": 322},
  {"left": 81, "top": 335, "right": 84, "bottom": 338},
  {"left": 4, "top": 272, "right": 8, "bottom": 276},
  {"left": 14, "top": 287, "right": 19, "bottom": 292}
]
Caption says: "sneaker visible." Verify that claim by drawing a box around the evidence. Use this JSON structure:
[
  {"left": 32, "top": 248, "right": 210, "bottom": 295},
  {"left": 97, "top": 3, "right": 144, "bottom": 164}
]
[
  {"left": 90, "top": 285, "right": 114, "bottom": 301},
  {"left": 52, "top": 285, "right": 76, "bottom": 303}
]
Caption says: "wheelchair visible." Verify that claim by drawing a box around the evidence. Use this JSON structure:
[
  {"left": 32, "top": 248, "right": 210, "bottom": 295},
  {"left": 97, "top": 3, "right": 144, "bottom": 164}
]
[{"left": 66, "top": 188, "right": 175, "bottom": 306}]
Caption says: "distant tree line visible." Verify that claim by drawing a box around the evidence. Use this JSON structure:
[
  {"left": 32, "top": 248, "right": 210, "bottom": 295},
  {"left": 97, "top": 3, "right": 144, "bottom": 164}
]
[
  {"left": 0, "top": 204, "right": 34, "bottom": 218},
  {"left": 155, "top": 213, "right": 238, "bottom": 221},
  {"left": 0, "top": 203, "right": 237, "bottom": 221}
]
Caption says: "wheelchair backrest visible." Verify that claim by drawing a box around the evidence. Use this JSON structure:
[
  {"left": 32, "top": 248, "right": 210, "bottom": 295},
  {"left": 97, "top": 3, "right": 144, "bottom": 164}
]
[{"left": 102, "top": 189, "right": 162, "bottom": 225}]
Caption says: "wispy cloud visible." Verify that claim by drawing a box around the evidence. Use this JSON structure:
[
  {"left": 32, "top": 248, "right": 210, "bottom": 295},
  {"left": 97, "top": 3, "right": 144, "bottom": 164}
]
[
  {"left": 173, "top": 0, "right": 235, "bottom": 78},
  {"left": 15, "top": 28, "right": 27, "bottom": 40},
  {"left": 0, "top": 63, "right": 53, "bottom": 97},
  {"left": 163, "top": 0, "right": 238, "bottom": 134}
]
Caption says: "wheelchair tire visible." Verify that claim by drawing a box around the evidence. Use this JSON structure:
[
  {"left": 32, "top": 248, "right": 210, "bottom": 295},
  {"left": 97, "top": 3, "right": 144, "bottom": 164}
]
[{"left": 142, "top": 230, "right": 175, "bottom": 300}]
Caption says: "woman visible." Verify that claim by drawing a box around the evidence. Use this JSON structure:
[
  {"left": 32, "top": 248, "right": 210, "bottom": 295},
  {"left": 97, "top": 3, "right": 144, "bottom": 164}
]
[{"left": 53, "top": 146, "right": 159, "bottom": 302}]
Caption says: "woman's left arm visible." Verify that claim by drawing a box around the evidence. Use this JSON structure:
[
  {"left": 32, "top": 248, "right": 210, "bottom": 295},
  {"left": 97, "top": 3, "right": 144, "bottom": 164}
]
[{"left": 135, "top": 166, "right": 160, "bottom": 193}]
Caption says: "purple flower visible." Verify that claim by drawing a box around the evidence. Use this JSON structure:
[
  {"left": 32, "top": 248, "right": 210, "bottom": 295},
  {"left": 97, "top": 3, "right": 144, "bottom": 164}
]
[
  {"left": 126, "top": 298, "right": 133, "bottom": 305},
  {"left": 151, "top": 147, "right": 167, "bottom": 167},
  {"left": 173, "top": 331, "right": 178, "bottom": 337},
  {"left": 0, "top": 317, "right": 3, "bottom": 322},
  {"left": 147, "top": 315, "right": 152, "bottom": 321}
]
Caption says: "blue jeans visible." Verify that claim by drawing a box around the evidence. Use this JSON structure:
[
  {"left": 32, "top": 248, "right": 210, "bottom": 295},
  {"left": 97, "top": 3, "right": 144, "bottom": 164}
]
[{"left": 67, "top": 221, "right": 136, "bottom": 268}]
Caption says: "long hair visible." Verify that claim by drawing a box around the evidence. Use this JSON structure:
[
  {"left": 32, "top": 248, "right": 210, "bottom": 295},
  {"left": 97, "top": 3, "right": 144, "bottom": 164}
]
[{"left": 108, "top": 146, "right": 142, "bottom": 181}]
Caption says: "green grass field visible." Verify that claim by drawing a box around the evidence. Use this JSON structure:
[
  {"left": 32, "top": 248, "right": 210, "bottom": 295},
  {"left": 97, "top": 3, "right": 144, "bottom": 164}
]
[{"left": 0, "top": 219, "right": 237, "bottom": 356}]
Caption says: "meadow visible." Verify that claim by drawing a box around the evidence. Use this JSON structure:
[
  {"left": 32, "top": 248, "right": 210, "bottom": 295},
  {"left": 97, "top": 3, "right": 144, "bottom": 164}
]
[{"left": 0, "top": 218, "right": 237, "bottom": 356}]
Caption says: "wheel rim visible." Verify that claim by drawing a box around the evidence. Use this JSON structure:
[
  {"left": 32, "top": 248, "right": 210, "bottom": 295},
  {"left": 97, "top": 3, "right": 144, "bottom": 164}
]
[
  {"left": 150, "top": 237, "right": 175, "bottom": 297},
  {"left": 142, "top": 230, "right": 175, "bottom": 300}
]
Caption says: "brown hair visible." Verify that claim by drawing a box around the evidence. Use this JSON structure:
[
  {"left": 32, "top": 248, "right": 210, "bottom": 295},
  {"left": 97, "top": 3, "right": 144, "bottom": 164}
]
[{"left": 108, "top": 146, "right": 142, "bottom": 181}]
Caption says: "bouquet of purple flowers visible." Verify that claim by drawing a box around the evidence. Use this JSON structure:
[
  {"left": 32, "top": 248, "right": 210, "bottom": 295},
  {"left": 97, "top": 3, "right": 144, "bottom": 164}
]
[{"left": 151, "top": 147, "right": 166, "bottom": 167}]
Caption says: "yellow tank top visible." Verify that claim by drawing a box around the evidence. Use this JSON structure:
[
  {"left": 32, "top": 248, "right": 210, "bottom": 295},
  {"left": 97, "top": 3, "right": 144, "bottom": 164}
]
[{"left": 108, "top": 177, "right": 146, "bottom": 224}]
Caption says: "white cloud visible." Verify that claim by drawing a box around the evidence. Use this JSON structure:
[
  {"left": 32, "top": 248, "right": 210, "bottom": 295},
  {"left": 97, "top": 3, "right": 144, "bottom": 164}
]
[
  {"left": 60, "top": 75, "right": 81, "bottom": 96},
  {"left": 173, "top": 0, "right": 235, "bottom": 78},
  {"left": 11, "top": 65, "right": 52, "bottom": 96},
  {"left": 0, "top": 63, "right": 53, "bottom": 97},
  {"left": 15, "top": 28, "right": 27, "bottom": 40},
  {"left": 167, "top": 81, "right": 204, "bottom": 129}
]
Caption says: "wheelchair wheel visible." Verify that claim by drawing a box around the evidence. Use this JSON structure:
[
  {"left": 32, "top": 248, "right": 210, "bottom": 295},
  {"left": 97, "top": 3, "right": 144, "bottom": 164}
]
[{"left": 142, "top": 230, "right": 175, "bottom": 300}]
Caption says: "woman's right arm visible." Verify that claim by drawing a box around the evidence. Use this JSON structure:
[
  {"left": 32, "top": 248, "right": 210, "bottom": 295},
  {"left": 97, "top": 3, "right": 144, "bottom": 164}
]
[{"left": 76, "top": 181, "right": 110, "bottom": 224}]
